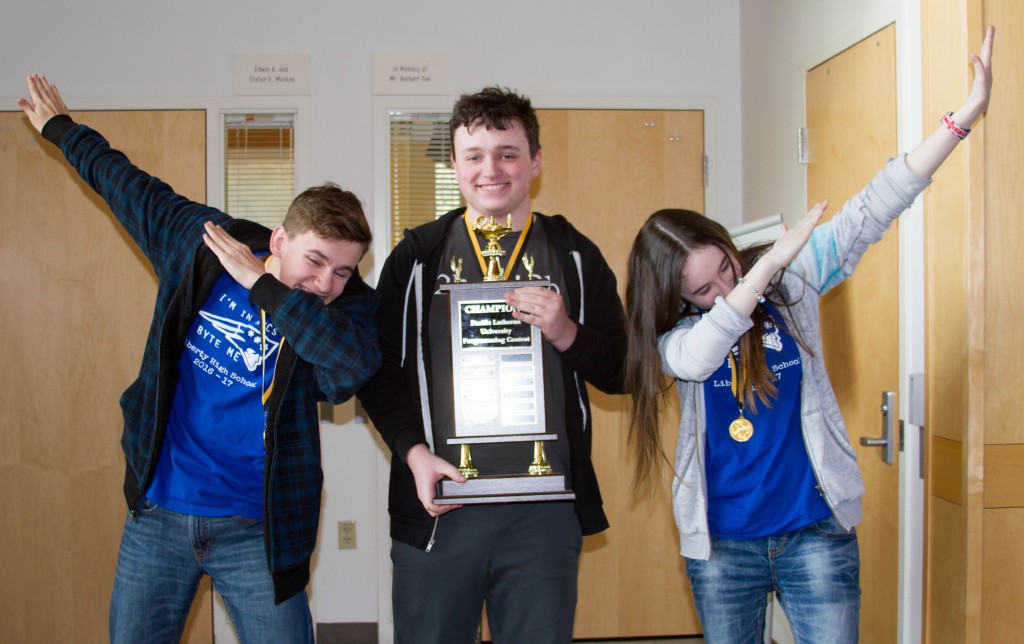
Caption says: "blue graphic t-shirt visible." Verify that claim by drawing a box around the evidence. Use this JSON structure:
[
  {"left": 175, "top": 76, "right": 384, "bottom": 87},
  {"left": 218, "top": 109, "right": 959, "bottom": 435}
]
[
  {"left": 146, "top": 269, "right": 280, "bottom": 519},
  {"left": 702, "top": 303, "right": 831, "bottom": 539}
]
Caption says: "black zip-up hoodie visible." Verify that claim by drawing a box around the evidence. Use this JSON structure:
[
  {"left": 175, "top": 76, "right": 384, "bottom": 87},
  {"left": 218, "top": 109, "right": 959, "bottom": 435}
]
[{"left": 358, "top": 208, "right": 625, "bottom": 548}]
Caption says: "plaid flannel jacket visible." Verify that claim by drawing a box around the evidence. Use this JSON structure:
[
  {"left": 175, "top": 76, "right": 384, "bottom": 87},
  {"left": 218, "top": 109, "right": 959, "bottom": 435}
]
[{"left": 44, "top": 117, "right": 380, "bottom": 603}]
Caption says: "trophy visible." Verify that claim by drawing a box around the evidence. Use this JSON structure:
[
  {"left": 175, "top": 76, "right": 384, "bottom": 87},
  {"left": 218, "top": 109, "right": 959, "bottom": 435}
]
[
  {"left": 475, "top": 214, "right": 514, "bottom": 281},
  {"left": 435, "top": 215, "right": 574, "bottom": 504}
]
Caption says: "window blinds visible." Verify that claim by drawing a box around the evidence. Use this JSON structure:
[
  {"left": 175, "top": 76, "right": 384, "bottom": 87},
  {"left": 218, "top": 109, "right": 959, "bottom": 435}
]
[
  {"left": 224, "top": 112, "right": 295, "bottom": 228},
  {"left": 388, "top": 112, "right": 463, "bottom": 249}
]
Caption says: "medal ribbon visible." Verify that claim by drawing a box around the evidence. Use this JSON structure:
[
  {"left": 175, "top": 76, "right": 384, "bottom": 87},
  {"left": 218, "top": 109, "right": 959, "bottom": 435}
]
[
  {"left": 728, "top": 348, "right": 744, "bottom": 416},
  {"left": 464, "top": 212, "right": 533, "bottom": 280},
  {"left": 729, "top": 348, "right": 745, "bottom": 409},
  {"left": 260, "top": 309, "right": 273, "bottom": 404},
  {"left": 260, "top": 256, "right": 282, "bottom": 405}
]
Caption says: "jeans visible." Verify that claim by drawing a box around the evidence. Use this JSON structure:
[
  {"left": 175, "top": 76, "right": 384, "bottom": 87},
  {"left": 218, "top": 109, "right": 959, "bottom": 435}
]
[
  {"left": 109, "top": 498, "right": 313, "bottom": 644},
  {"left": 684, "top": 514, "right": 860, "bottom": 644},
  {"left": 391, "top": 502, "right": 582, "bottom": 644}
]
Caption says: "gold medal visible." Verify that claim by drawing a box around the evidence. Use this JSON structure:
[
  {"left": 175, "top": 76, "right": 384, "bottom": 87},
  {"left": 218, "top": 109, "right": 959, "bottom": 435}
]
[
  {"left": 729, "top": 416, "right": 754, "bottom": 442},
  {"left": 726, "top": 350, "right": 753, "bottom": 442}
]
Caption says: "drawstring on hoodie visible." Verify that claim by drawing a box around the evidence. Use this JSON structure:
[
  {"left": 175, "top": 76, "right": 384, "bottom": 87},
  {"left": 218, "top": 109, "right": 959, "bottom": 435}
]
[{"left": 425, "top": 516, "right": 440, "bottom": 552}]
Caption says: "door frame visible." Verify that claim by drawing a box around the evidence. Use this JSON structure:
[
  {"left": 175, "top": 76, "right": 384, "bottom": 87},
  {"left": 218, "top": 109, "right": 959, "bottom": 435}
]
[
  {"left": 370, "top": 93, "right": 722, "bottom": 278},
  {"left": 794, "top": 8, "right": 926, "bottom": 643},
  {"left": 892, "top": 7, "right": 926, "bottom": 643},
  {"left": 0, "top": 94, "right": 311, "bottom": 214},
  {"left": 371, "top": 93, "right": 719, "bottom": 643}
]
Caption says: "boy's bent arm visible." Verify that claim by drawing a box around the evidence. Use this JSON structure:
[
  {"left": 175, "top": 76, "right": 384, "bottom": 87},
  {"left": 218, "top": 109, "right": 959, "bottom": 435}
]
[{"left": 251, "top": 273, "right": 382, "bottom": 404}]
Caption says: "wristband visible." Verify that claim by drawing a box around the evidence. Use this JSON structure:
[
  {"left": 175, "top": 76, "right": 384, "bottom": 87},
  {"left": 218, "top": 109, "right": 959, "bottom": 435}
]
[
  {"left": 942, "top": 112, "right": 971, "bottom": 140},
  {"left": 737, "top": 277, "right": 765, "bottom": 304}
]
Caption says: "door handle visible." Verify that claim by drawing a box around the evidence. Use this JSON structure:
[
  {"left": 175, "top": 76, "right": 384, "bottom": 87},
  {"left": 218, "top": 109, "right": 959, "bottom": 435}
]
[{"left": 860, "top": 390, "right": 895, "bottom": 465}]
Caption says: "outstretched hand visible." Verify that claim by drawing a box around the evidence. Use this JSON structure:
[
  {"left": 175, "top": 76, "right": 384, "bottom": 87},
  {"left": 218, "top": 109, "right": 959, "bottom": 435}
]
[
  {"left": 202, "top": 221, "right": 268, "bottom": 290},
  {"left": 962, "top": 25, "right": 995, "bottom": 124},
  {"left": 761, "top": 201, "right": 828, "bottom": 273},
  {"left": 905, "top": 25, "right": 995, "bottom": 179},
  {"left": 18, "top": 75, "right": 70, "bottom": 133}
]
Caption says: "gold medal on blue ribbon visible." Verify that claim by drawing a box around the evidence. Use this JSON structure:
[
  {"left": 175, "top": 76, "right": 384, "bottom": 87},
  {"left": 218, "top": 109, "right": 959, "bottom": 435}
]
[{"left": 728, "top": 351, "right": 754, "bottom": 442}]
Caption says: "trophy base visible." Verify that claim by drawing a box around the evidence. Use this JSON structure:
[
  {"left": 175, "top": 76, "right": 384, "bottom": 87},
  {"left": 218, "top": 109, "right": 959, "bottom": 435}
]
[{"left": 435, "top": 474, "right": 575, "bottom": 505}]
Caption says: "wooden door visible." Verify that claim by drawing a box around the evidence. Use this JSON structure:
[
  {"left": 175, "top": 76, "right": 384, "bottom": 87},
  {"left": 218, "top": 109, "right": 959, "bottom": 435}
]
[
  {"left": 922, "top": 3, "right": 1024, "bottom": 642},
  {"left": 0, "top": 109, "right": 213, "bottom": 643},
  {"left": 806, "top": 24, "right": 899, "bottom": 643},
  {"left": 532, "top": 109, "right": 706, "bottom": 638}
]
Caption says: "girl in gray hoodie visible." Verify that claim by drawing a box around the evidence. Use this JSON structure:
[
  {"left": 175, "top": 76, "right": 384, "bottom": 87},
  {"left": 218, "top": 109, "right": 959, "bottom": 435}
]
[{"left": 623, "top": 26, "right": 994, "bottom": 644}]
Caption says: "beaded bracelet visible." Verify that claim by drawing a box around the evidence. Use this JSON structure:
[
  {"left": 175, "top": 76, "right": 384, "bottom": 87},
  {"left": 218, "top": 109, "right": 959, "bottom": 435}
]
[{"left": 737, "top": 277, "right": 765, "bottom": 304}]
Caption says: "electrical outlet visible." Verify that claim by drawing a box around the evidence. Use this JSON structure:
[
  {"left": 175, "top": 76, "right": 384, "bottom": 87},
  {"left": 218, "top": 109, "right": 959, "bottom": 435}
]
[{"left": 338, "top": 520, "right": 357, "bottom": 550}]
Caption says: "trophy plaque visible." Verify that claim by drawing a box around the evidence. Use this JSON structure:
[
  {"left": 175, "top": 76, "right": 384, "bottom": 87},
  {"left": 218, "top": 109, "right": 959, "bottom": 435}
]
[{"left": 435, "top": 215, "right": 575, "bottom": 504}]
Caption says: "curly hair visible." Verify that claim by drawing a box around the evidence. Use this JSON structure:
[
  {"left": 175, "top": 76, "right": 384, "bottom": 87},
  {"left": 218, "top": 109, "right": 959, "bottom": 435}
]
[{"left": 449, "top": 86, "right": 540, "bottom": 158}]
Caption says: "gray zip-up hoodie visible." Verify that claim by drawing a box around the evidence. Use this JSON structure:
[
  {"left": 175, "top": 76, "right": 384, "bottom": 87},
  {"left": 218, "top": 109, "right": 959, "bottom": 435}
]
[{"left": 659, "top": 154, "right": 930, "bottom": 559}]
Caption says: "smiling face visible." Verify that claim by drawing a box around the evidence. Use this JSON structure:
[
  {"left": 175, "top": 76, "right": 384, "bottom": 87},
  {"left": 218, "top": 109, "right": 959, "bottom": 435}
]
[
  {"left": 679, "top": 244, "right": 741, "bottom": 310},
  {"left": 451, "top": 119, "right": 541, "bottom": 227},
  {"left": 268, "top": 227, "right": 365, "bottom": 305}
]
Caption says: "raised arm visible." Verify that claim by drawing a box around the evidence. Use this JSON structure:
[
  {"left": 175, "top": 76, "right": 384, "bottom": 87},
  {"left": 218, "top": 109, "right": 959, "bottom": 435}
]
[
  {"left": 723, "top": 25, "right": 994, "bottom": 313},
  {"left": 18, "top": 75, "right": 229, "bottom": 283},
  {"left": 905, "top": 25, "right": 994, "bottom": 179}
]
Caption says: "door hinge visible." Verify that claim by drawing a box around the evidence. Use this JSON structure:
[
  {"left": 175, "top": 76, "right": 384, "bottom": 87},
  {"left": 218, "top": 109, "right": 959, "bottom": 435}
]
[
  {"left": 703, "top": 154, "right": 709, "bottom": 188},
  {"left": 919, "top": 426, "right": 925, "bottom": 480},
  {"left": 908, "top": 372, "right": 926, "bottom": 480},
  {"left": 797, "top": 127, "right": 809, "bottom": 164}
]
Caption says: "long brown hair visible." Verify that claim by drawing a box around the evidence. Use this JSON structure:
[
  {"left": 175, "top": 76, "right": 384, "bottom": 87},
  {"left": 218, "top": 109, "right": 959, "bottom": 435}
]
[{"left": 624, "top": 209, "right": 801, "bottom": 490}]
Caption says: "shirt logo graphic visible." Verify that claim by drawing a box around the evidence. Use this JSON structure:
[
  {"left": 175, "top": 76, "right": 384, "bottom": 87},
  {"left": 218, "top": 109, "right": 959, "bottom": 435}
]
[
  {"left": 197, "top": 311, "right": 280, "bottom": 371},
  {"left": 763, "top": 320, "right": 783, "bottom": 353}
]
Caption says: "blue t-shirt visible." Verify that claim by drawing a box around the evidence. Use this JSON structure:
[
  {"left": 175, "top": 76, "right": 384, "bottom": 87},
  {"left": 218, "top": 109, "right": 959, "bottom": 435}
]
[
  {"left": 702, "top": 303, "right": 831, "bottom": 538},
  {"left": 145, "top": 270, "right": 280, "bottom": 519}
]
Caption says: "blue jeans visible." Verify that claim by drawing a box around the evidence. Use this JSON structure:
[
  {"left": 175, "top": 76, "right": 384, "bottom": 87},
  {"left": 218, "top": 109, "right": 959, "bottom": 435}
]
[
  {"left": 684, "top": 514, "right": 860, "bottom": 644},
  {"left": 391, "top": 503, "right": 582, "bottom": 644},
  {"left": 109, "top": 498, "right": 313, "bottom": 644}
]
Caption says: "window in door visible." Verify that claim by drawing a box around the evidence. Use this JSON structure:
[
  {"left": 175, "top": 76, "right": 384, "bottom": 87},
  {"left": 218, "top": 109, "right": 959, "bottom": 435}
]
[
  {"left": 224, "top": 112, "right": 295, "bottom": 228},
  {"left": 388, "top": 111, "right": 463, "bottom": 249}
]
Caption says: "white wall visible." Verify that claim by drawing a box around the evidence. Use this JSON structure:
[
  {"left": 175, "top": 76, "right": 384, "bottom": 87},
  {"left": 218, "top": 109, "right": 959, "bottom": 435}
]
[
  {"left": 740, "top": 0, "right": 904, "bottom": 226},
  {"left": 2, "top": 0, "right": 744, "bottom": 224},
  {"left": 1, "top": 0, "right": 743, "bottom": 629}
]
